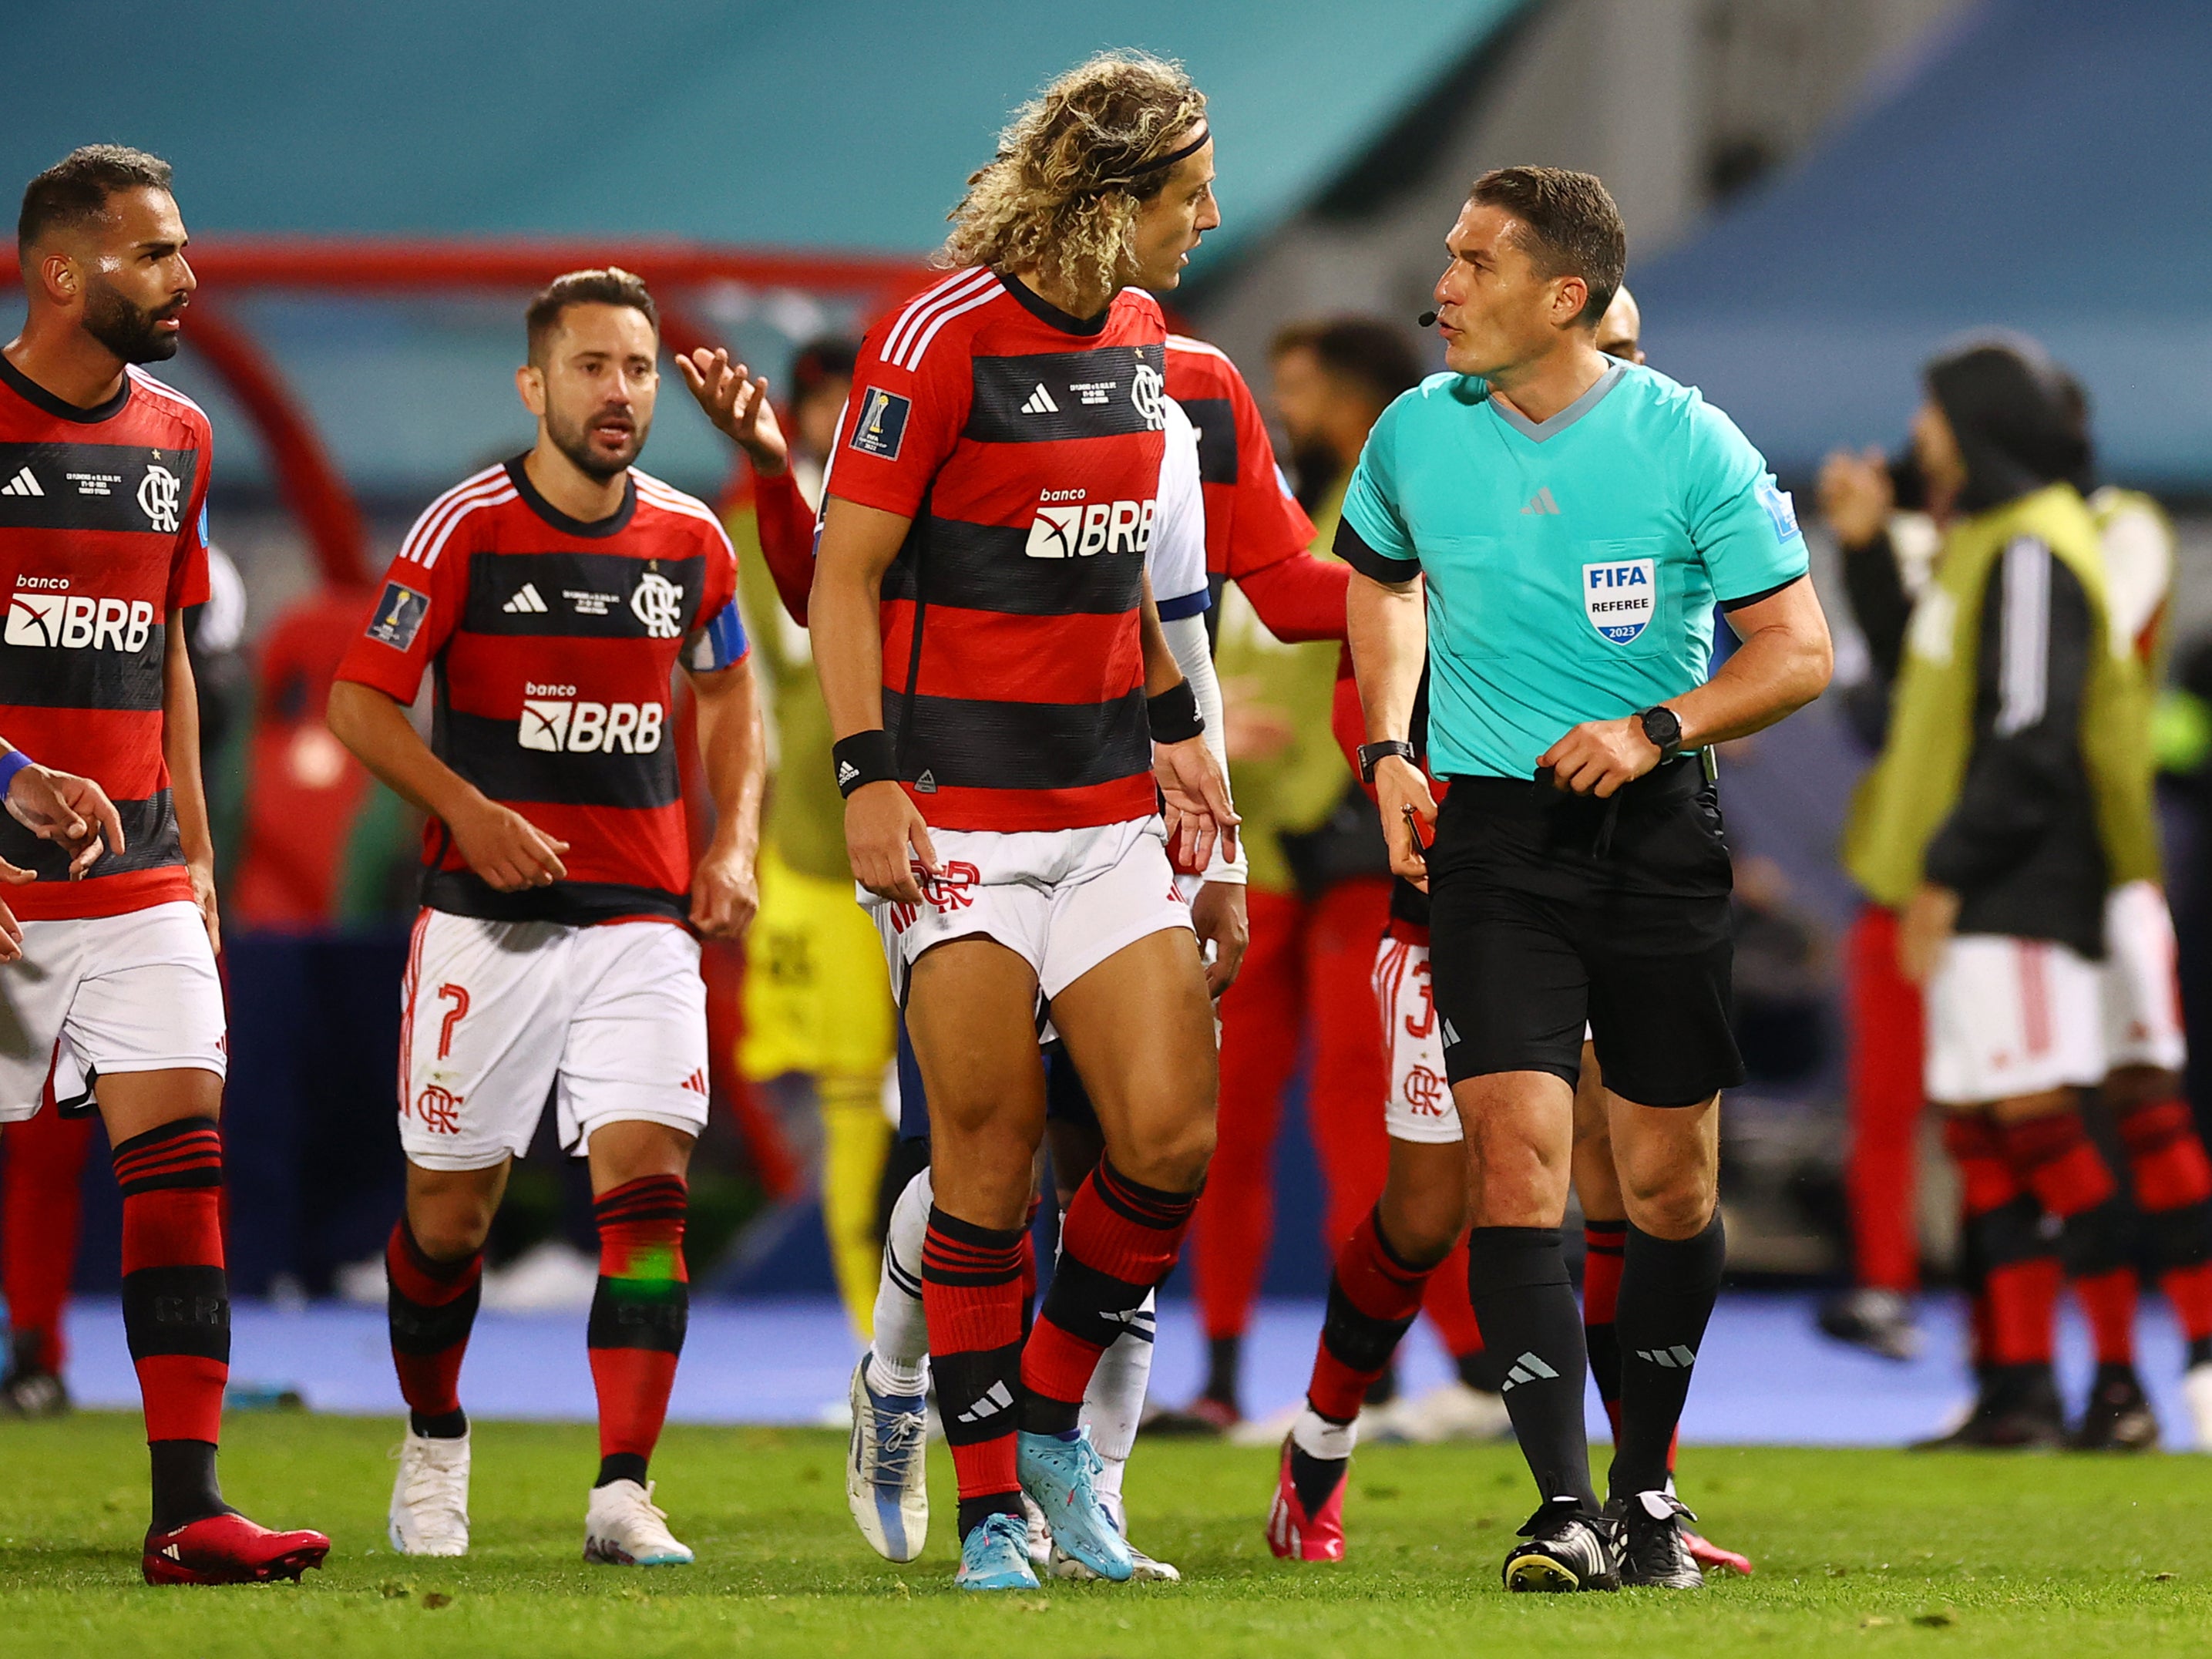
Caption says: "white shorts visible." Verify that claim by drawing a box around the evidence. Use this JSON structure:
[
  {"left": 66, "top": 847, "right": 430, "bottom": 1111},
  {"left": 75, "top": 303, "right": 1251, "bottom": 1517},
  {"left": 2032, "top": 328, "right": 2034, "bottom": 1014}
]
[
  {"left": 0, "top": 900, "right": 227, "bottom": 1121},
  {"left": 863, "top": 816, "right": 1190, "bottom": 1008},
  {"left": 398, "top": 909, "right": 710, "bottom": 1171},
  {"left": 1925, "top": 932, "right": 2104, "bottom": 1105},
  {"left": 1373, "top": 932, "right": 1463, "bottom": 1144},
  {"left": 2102, "top": 880, "right": 2187, "bottom": 1073}
]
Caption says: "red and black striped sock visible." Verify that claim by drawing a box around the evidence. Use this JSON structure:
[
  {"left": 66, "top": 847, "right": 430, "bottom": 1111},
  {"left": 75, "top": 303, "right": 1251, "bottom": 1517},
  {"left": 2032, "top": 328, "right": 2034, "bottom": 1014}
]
[
  {"left": 113, "top": 1117, "right": 231, "bottom": 1531},
  {"left": 1997, "top": 1113, "right": 2137, "bottom": 1365},
  {"left": 386, "top": 1215, "right": 482, "bottom": 1439},
  {"left": 923, "top": 1207, "right": 1027, "bottom": 1539},
  {"left": 1945, "top": 1115, "right": 2058, "bottom": 1369},
  {"left": 2116, "top": 1099, "right": 2212, "bottom": 1359},
  {"left": 1582, "top": 1219, "right": 1628, "bottom": 1442},
  {"left": 1, "top": 1100, "right": 92, "bottom": 1375},
  {"left": 588, "top": 1174, "right": 689, "bottom": 1488},
  {"left": 1021, "top": 1162, "right": 1198, "bottom": 1435},
  {"left": 1305, "top": 1207, "right": 1433, "bottom": 1424}
]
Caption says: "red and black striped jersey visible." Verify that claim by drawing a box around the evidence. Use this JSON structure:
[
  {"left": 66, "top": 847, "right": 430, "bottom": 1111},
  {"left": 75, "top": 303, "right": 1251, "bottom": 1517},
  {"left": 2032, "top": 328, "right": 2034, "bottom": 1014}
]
[
  {"left": 1163, "top": 334, "right": 1314, "bottom": 581},
  {"left": 825, "top": 268, "right": 1172, "bottom": 833},
  {"left": 0, "top": 355, "right": 211, "bottom": 920},
  {"left": 334, "top": 456, "right": 744, "bottom": 925}
]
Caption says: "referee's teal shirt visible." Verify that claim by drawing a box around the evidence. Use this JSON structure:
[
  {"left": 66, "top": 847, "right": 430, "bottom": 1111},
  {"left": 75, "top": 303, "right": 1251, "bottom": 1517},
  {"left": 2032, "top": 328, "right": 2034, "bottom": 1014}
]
[{"left": 1337, "top": 361, "right": 1807, "bottom": 780}]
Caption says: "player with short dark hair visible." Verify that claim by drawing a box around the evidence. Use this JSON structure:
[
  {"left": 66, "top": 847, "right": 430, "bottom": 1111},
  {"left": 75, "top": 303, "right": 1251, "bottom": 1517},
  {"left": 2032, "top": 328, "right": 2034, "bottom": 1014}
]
[
  {"left": 1, "top": 144, "right": 331, "bottom": 1585},
  {"left": 328, "top": 267, "right": 765, "bottom": 1568},
  {"left": 805, "top": 50, "right": 1235, "bottom": 1591},
  {"left": 1268, "top": 284, "right": 1751, "bottom": 1577},
  {"left": 1341, "top": 167, "right": 1830, "bottom": 1590}
]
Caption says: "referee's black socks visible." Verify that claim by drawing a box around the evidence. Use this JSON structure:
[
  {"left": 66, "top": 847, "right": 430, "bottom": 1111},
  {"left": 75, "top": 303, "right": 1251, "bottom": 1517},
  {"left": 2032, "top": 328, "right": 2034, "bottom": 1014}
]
[
  {"left": 1465, "top": 1227, "right": 1599, "bottom": 1513},
  {"left": 1609, "top": 1213, "right": 1726, "bottom": 1499}
]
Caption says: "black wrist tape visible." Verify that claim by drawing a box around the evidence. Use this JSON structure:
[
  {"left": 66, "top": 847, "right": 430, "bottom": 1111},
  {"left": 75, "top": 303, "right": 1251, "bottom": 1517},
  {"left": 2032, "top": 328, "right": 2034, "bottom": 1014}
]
[
  {"left": 1147, "top": 681, "right": 1204, "bottom": 744},
  {"left": 832, "top": 729, "right": 898, "bottom": 797}
]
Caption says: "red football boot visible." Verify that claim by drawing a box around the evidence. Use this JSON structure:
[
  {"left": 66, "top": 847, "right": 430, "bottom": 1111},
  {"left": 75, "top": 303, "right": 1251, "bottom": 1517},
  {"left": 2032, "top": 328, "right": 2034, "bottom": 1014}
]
[
  {"left": 1683, "top": 1528, "right": 1753, "bottom": 1577},
  {"left": 143, "top": 1510, "right": 331, "bottom": 1585},
  {"left": 1265, "top": 1435, "right": 1346, "bottom": 1562}
]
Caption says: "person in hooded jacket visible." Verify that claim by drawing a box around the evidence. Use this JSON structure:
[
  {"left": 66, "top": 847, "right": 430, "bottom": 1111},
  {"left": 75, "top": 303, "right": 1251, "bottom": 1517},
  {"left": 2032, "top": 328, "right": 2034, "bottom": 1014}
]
[{"left": 1846, "top": 336, "right": 2162, "bottom": 1446}]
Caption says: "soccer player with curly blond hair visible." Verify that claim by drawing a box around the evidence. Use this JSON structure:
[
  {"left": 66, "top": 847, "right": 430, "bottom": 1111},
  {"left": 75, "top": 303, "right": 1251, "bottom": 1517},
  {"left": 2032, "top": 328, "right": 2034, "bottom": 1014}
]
[{"left": 803, "top": 52, "right": 1235, "bottom": 1590}]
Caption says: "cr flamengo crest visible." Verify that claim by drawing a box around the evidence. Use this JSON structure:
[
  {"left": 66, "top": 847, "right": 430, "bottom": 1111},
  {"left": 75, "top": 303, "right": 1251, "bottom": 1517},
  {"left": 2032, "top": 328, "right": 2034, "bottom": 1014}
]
[{"left": 630, "top": 572, "right": 684, "bottom": 637}]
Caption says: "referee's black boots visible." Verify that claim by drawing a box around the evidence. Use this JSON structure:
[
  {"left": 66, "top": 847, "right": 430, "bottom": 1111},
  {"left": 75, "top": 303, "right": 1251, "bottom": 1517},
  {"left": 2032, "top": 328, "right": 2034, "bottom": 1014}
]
[{"left": 1501, "top": 1496, "right": 1622, "bottom": 1593}]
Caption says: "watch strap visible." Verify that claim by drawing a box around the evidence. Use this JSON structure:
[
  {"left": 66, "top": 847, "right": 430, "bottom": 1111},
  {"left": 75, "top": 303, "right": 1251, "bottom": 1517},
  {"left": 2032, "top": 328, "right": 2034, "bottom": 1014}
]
[{"left": 1356, "top": 739, "right": 1417, "bottom": 782}]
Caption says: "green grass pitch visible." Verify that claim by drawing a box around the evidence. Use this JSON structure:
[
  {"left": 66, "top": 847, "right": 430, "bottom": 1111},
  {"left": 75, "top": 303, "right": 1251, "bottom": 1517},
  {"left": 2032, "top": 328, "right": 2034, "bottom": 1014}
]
[{"left": 2, "top": 1412, "right": 2209, "bottom": 1657}]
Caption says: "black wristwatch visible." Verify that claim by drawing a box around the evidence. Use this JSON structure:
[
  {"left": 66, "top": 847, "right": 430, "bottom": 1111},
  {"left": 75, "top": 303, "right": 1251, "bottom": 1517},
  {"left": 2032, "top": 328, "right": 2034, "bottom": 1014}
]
[
  {"left": 1356, "top": 739, "right": 1418, "bottom": 782},
  {"left": 1638, "top": 705, "right": 1683, "bottom": 761}
]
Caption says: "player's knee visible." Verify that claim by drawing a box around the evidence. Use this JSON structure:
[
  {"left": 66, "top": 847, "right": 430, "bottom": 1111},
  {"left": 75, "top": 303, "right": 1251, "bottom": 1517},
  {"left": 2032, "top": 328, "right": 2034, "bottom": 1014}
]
[
  {"left": 407, "top": 1208, "right": 494, "bottom": 1262},
  {"left": 405, "top": 1177, "right": 500, "bottom": 1260},
  {"left": 1114, "top": 1112, "right": 1214, "bottom": 1196},
  {"left": 2103, "top": 1064, "right": 2177, "bottom": 1112},
  {"left": 1379, "top": 1189, "right": 1462, "bottom": 1267},
  {"left": 1621, "top": 1162, "right": 1717, "bottom": 1240}
]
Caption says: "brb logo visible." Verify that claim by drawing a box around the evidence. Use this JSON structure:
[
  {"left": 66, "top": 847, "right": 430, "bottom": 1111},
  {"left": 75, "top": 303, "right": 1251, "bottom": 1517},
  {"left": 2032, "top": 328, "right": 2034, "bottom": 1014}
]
[
  {"left": 1025, "top": 490, "right": 1158, "bottom": 560},
  {"left": 630, "top": 572, "right": 684, "bottom": 638},
  {"left": 1582, "top": 557, "right": 1656, "bottom": 644},
  {"left": 6, "top": 586, "right": 156, "bottom": 651},
  {"left": 517, "top": 683, "right": 666, "bottom": 753}
]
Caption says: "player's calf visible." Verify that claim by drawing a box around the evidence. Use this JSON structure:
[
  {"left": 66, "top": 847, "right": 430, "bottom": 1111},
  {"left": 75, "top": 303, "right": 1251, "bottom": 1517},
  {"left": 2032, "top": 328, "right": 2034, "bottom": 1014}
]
[
  {"left": 1272, "top": 1207, "right": 1439, "bottom": 1563},
  {"left": 385, "top": 1191, "right": 488, "bottom": 1556},
  {"left": 113, "top": 1111, "right": 333, "bottom": 1584},
  {"left": 584, "top": 1173, "right": 691, "bottom": 1561}
]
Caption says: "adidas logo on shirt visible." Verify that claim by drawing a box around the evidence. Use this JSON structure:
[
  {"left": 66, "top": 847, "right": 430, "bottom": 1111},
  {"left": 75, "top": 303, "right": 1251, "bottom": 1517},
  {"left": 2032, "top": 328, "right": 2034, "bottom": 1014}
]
[
  {"left": 1635, "top": 1344, "right": 1699, "bottom": 1369},
  {"left": 1440, "top": 1017, "right": 1462, "bottom": 1046},
  {"left": 503, "top": 582, "right": 549, "bottom": 614},
  {"left": 1521, "top": 487, "right": 1562, "bottom": 516},
  {"left": 0, "top": 467, "right": 43, "bottom": 497},
  {"left": 1499, "top": 1351, "right": 1561, "bottom": 1392},
  {"left": 1020, "top": 383, "right": 1060, "bottom": 415},
  {"left": 955, "top": 1380, "right": 1014, "bottom": 1424}
]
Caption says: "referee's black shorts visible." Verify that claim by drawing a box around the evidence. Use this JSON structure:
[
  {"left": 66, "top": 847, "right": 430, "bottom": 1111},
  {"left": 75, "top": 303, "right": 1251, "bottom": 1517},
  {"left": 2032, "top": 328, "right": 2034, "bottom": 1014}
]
[{"left": 1425, "top": 758, "right": 1743, "bottom": 1109}]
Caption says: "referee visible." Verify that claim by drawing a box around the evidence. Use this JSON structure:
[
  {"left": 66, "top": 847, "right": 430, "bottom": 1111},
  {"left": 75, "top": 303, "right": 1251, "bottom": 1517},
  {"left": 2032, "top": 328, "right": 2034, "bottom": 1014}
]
[{"left": 1342, "top": 167, "right": 1830, "bottom": 1592}]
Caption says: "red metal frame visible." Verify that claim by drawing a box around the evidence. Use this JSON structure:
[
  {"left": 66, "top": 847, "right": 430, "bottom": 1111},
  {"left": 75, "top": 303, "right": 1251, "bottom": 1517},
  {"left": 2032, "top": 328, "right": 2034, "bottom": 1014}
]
[{"left": 170, "top": 237, "right": 933, "bottom": 584}]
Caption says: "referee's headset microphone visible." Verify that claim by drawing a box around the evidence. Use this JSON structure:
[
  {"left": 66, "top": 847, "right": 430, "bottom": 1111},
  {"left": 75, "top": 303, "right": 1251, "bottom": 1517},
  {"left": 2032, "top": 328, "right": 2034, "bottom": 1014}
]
[{"left": 1416, "top": 310, "right": 1439, "bottom": 328}]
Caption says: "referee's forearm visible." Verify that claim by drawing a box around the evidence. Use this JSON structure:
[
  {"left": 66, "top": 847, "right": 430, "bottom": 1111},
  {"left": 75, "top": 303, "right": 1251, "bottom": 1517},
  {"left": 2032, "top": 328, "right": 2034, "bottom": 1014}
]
[
  {"left": 1674, "top": 577, "right": 1833, "bottom": 747},
  {"left": 1676, "top": 621, "right": 1832, "bottom": 747},
  {"left": 1346, "top": 571, "right": 1427, "bottom": 741}
]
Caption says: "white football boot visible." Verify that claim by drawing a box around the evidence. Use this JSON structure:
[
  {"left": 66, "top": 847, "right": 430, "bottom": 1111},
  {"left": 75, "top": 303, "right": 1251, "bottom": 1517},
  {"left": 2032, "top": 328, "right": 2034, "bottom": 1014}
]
[
  {"left": 844, "top": 1354, "right": 930, "bottom": 1561},
  {"left": 388, "top": 1426, "right": 471, "bottom": 1556},
  {"left": 583, "top": 1479, "right": 694, "bottom": 1566},
  {"left": 1022, "top": 1492, "right": 1053, "bottom": 1570},
  {"left": 2184, "top": 1361, "right": 2212, "bottom": 1451},
  {"left": 1050, "top": 1489, "right": 1182, "bottom": 1583},
  {"left": 1383, "top": 1379, "right": 1513, "bottom": 1443}
]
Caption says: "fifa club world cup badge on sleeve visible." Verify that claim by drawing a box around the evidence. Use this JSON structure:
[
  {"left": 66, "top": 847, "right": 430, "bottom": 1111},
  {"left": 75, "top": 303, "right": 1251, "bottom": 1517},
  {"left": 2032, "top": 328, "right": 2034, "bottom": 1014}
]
[
  {"left": 1582, "top": 558, "right": 1656, "bottom": 644},
  {"left": 849, "top": 387, "right": 911, "bottom": 459},
  {"left": 365, "top": 582, "right": 431, "bottom": 651}
]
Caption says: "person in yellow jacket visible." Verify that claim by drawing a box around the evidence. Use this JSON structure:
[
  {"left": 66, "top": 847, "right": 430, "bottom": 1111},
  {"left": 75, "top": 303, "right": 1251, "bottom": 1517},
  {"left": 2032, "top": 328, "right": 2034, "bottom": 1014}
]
[
  {"left": 1847, "top": 336, "right": 2159, "bottom": 1447},
  {"left": 717, "top": 338, "right": 896, "bottom": 1339}
]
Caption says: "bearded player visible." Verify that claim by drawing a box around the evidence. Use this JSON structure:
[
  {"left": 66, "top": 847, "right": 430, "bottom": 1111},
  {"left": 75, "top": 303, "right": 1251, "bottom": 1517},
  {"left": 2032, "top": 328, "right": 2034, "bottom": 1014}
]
[
  {"left": 328, "top": 268, "right": 765, "bottom": 1566},
  {"left": 0, "top": 146, "right": 331, "bottom": 1583}
]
